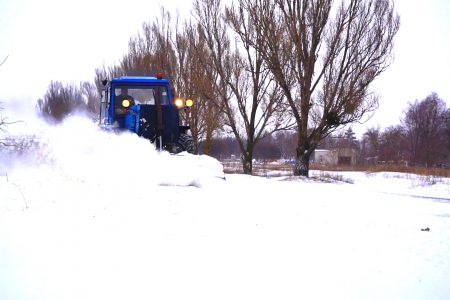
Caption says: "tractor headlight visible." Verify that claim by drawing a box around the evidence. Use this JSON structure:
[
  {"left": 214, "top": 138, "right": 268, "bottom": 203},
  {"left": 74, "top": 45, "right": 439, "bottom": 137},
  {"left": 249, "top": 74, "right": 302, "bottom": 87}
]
[
  {"left": 186, "top": 99, "right": 194, "bottom": 107},
  {"left": 122, "top": 99, "right": 131, "bottom": 108},
  {"left": 174, "top": 98, "right": 184, "bottom": 108}
]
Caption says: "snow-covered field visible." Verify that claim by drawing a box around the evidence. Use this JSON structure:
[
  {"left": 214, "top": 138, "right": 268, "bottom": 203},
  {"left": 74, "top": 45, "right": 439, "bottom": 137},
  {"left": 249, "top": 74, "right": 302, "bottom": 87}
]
[{"left": 1, "top": 116, "right": 450, "bottom": 300}]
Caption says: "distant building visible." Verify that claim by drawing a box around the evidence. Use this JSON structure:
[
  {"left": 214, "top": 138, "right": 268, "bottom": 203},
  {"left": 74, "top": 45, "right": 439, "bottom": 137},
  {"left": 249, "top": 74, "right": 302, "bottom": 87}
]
[
  {"left": 313, "top": 148, "right": 357, "bottom": 166},
  {"left": 313, "top": 149, "right": 337, "bottom": 165},
  {"left": 336, "top": 148, "right": 357, "bottom": 165}
]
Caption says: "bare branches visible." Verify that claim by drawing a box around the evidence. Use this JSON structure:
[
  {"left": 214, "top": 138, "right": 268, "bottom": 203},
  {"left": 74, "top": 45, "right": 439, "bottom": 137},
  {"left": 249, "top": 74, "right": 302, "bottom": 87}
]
[
  {"left": 193, "top": 0, "right": 293, "bottom": 174},
  {"left": 90, "top": 1, "right": 398, "bottom": 176},
  {"left": 0, "top": 102, "right": 22, "bottom": 148},
  {"left": 403, "top": 93, "right": 448, "bottom": 166},
  {"left": 247, "top": 0, "right": 399, "bottom": 176},
  {"left": 0, "top": 55, "right": 8, "bottom": 67},
  {"left": 36, "top": 81, "right": 99, "bottom": 123},
  {"left": 0, "top": 116, "right": 19, "bottom": 135},
  {"left": 173, "top": 20, "right": 223, "bottom": 154},
  {"left": 0, "top": 57, "right": 11, "bottom": 142}
]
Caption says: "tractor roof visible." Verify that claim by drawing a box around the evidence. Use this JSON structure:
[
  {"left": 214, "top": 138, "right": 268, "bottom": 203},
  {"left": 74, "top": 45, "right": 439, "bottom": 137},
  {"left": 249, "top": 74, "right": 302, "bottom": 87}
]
[{"left": 111, "top": 76, "right": 170, "bottom": 85}]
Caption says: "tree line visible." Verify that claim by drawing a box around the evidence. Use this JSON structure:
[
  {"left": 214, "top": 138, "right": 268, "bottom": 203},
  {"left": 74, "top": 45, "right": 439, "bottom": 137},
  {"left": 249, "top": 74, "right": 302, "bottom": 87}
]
[
  {"left": 360, "top": 93, "right": 449, "bottom": 167},
  {"left": 211, "top": 92, "right": 449, "bottom": 168},
  {"left": 35, "top": 0, "right": 401, "bottom": 176}
]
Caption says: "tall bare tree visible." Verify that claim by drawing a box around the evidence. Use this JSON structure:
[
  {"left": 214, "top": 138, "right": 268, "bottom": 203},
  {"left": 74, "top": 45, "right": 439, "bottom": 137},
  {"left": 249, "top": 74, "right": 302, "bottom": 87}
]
[
  {"left": 403, "top": 93, "right": 448, "bottom": 166},
  {"left": 174, "top": 21, "right": 223, "bottom": 154},
  {"left": 126, "top": 9, "right": 177, "bottom": 78},
  {"left": 193, "top": 0, "right": 293, "bottom": 174},
  {"left": 246, "top": 0, "right": 400, "bottom": 176}
]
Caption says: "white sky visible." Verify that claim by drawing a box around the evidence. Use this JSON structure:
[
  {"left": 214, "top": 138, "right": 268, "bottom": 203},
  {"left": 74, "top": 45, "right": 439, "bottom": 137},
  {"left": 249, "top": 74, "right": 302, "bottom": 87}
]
[
  {"left": 0, "top": 0, "right": 449, "bottom": 135},
  {"left": 0, "top": 0, "right": 192, "bottom": 107},
  {"left": 367, "top": 0, "right": 450, "bottom": 133}
]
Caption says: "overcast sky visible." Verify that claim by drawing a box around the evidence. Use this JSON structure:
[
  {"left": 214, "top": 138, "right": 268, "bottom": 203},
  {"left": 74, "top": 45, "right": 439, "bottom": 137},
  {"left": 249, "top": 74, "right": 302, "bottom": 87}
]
[{"left": 0, "top": 0, "right": 449, "bottom": 135}]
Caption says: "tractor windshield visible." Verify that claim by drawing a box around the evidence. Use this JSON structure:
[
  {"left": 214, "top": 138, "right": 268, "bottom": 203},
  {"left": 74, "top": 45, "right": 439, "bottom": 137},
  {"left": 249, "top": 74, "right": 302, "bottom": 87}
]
[{"left": 114, "top": 85, "right": 169, "bottom": 105}]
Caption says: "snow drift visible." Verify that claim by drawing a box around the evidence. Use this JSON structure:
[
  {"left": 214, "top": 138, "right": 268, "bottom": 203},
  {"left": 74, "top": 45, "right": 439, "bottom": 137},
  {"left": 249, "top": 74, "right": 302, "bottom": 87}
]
[{"left": 0, "top": 115, "right": 225, "bottom": 189}]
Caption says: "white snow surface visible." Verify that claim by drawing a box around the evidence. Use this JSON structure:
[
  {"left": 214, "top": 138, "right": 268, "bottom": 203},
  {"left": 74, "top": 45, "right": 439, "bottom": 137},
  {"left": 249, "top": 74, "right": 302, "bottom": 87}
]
[{"left": 1, "top": 116, "right": 450, "bottom": 300}]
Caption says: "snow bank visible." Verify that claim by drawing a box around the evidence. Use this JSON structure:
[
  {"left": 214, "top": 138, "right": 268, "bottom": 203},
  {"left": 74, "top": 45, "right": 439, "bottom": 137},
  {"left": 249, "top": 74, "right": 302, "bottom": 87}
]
[{"left": 0, "top": 115, "right": 225, "bottom": 189}]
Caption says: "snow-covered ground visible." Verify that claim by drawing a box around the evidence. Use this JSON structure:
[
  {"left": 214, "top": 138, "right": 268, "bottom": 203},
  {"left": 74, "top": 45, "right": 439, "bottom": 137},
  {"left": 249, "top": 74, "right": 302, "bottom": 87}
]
[{"left": 1, "top": 116, "right": 450, "bottom": 300}]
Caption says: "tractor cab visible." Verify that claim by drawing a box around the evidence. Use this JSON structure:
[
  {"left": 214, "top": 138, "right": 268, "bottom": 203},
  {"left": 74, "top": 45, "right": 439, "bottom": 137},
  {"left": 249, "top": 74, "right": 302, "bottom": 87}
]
[{"left": 99, "top": 75, "right": 194, "bottom": 153}]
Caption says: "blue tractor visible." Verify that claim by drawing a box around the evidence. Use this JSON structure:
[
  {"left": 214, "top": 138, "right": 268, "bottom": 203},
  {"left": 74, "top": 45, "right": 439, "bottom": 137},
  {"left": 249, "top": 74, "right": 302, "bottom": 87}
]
[{"left": 99, "top": 74, "right": 194, "bottom": 153}]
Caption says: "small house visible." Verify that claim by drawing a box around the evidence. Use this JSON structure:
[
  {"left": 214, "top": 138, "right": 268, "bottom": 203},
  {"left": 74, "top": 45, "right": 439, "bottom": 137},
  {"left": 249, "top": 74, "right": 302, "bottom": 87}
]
[{"left": 313, "top": 148, "right": 357, "bottom": 166}]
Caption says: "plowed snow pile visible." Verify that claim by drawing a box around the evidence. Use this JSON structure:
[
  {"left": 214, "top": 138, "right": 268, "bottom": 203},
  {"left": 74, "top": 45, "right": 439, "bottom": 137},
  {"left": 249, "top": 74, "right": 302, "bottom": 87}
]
[{"left": 0, "top": 116, "right": 224, "bottom": 190}]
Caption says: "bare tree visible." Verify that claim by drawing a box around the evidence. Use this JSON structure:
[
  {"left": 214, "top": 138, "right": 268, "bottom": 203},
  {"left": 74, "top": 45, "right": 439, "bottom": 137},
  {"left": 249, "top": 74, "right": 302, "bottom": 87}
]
[
  {"left": 126, "top": 8, "right": 178, "bottom": 78},
  {"left": 36, "top": 81, "right": 99, "bottom": 123},
  {"left": 193, "top": 0, "right": 293, "bottom": 174},
  {"left": 362, "top": 127, "right": 381, "bottom": 158},
  {"left": 378, "top": 125, "right": 407, "bottom": 163},
  {"left": 402, "top": 93, "right": 448, "bottom": 166},
  {"left": 246, "top": 0, "right": 400, "bottom": 176},
  {"left": 174, "top": 22, "right": 224, "bottom": 154}
]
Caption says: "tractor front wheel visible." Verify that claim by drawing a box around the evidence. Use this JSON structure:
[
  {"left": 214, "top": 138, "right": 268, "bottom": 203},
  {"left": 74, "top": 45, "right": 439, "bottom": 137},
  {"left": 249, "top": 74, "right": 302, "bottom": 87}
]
[{"left": 176, "top": 133, "right": 194, "bottom": 154}]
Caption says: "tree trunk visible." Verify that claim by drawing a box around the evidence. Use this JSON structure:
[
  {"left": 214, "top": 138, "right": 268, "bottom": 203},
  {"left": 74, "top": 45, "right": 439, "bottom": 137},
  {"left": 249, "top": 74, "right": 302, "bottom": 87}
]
[
  {"left": 242, "top": 152, "right": 253, "bottom": 175},
  {"left": 294, "top": 156, "right": 310, "bottom": 177},
  {"left": 294, "top": 143, "right": 312, "bottom": 177},
  {"left": 203, "top": 127, "right": 213, "bottom": 155}
]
